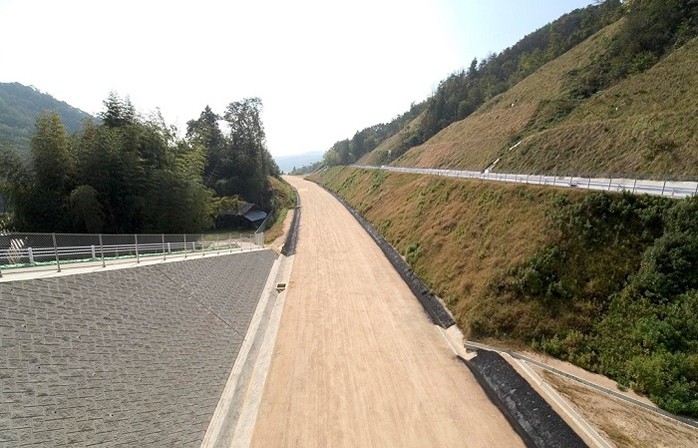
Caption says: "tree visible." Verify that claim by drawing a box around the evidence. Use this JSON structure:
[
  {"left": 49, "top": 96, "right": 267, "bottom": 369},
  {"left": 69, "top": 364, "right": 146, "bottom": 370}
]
[
  {"left": 24, "top": 112, "right": 74, "bottom": 230},
  {"left": 69, "top": 185, "right": 104, "bottom": 233},
  {"left": 100, "top": 92, "right": 136, "bottom": 128},
  {"left": 186, "top": 106, "right": 225, "bottom": 189}
]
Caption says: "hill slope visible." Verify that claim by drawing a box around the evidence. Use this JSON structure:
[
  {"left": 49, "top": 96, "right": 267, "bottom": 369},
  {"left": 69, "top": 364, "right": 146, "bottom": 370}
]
[
  {"left": 312, "top": 166, "right": 698, "bottom": 419},
  {"left": 0, "top": 82, "right": 93, "bottom": 158},
  {"left": 392, "top": 22, "right": 621, "bottom": 171},
  {"left": 352, "top": 1, "right": 698, "bottom": 180},
  {"left": 495, "top": 36, "right": 698, "bottom": 179}
]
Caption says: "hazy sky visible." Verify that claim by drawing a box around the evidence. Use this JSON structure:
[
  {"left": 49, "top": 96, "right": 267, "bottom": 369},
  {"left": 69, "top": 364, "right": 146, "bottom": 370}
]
[{"left": 0, "top": 0, "right": 594, "bottom": 157}]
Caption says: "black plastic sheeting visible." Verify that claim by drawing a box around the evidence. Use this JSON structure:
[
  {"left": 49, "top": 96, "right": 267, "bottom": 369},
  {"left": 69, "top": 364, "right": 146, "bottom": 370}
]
[
  {"left": 464, "top": 350, "right": 588, "bottom": 448},
  {"left": 281, "top": 193, "right": 301, "bottom": 256},
  {"left": 311, "top": 181, "right": 454, "bottom": 328}
]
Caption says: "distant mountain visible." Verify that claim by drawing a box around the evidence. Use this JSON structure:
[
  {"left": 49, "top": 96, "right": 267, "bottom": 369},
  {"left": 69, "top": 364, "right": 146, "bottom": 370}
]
[
  {"left": 0, "top": 82, "right": 93, "bottom": 158},
  {"left": 274, "top": 150, "right": 324, "bottom": 173}
]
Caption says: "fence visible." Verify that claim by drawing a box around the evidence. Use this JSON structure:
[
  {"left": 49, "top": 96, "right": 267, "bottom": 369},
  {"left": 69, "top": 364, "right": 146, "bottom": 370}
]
[
  {"left": 355, "top": 165, "right": 698, "bottom": 199},
  {"left": 0, "top": 231, "right": 265, "bottom": 278}
]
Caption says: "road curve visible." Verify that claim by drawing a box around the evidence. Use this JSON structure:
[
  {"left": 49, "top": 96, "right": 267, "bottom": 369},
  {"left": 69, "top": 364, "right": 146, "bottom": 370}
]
[{"left": 250, "top": 176, "right": 524, "bottom": 447}]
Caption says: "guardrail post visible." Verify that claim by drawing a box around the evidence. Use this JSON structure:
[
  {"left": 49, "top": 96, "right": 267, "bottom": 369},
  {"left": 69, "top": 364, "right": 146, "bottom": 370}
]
[
  {"left": 587, "top": 177, "right": 591, "bottom": 189},
  {"left": 135, "top": 234, "right": 140, "bottom": 263},
  {"left": 632, "top": 179, "right": 637, "bottom": 193},
  {"left": 183, "top": 234, "right": 187, "bottom": 259},
  {"left": 216, "top": 234, "right": 220, "bottom": 255},
  {"left": 201, "top": 233, "right": 205, "bottom": 256},
  {"left": 229, "top": 233, "right": 233, "bottom": 254},
  {"left": 608, "top": 177, "right": 612, "bottom": 190},
  {"left": 52, "top": 233, "right": 61, "bottom": 273},
  {"left": 661, "top": 180, "right": 667, "bottom": 195},
  {"left": 28, "top": 247, "right": 35, "bottom": 265},
  {"left": 694, "top": 183, "right": 698, "bottom": 196},
  {"left": 99, "top": 234, "right": 105, "bottom": 268},
  {"left": 91, "top": 245, "right": 96, "bottom": 260},
  {"left": 162, "top": 234, "right": 166, "bottom": 260}
]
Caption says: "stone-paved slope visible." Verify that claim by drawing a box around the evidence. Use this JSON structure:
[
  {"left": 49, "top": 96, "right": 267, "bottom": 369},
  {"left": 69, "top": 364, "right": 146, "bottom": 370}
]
[{"left": 0, "top": 250, "right": 276, "bottom": 447}]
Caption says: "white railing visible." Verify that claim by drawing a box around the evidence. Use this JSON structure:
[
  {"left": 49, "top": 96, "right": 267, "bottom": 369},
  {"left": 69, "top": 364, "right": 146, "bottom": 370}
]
[
  {"left": 354, "top": 165, "right": 698, "bottom": 199},
  {"left": 0, "top": 231, "right": 265, "bottom": 278}
]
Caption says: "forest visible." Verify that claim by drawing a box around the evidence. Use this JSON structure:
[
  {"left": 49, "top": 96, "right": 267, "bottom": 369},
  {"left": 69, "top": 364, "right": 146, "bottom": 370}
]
[{"left": 0, "top": 94, "right": 280, "bottom": 234}]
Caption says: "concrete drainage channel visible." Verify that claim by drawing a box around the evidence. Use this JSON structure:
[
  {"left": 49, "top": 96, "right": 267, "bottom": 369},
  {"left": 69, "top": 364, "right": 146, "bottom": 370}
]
[
  {"left": 201, "top": 197, "right": 301, "bottom": 448},
  {"left": 311, "top": 180, "right": 594, "bottom": 448}
]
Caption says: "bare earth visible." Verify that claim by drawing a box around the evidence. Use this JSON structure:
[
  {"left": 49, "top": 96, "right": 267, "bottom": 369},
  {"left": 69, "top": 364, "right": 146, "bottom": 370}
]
[
  {"left": 543, "top": 372, "right": 698, "bottom": 448},
  {"left": 250, "top": 176, "right": 524, "bottom": 447}
]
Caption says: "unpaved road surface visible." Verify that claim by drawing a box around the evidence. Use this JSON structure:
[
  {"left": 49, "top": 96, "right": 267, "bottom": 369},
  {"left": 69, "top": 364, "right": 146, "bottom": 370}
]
[{"left": 250, "top": 177, "right": 524, "bottom": 447}]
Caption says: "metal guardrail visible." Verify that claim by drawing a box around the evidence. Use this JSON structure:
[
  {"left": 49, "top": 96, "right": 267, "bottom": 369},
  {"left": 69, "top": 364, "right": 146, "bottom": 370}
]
[
  {"left": 354, "top": 165, "right": 698, "bottom": 199},
  {"left": 0, "top": 231, "right": 265, "bottom": 278}
]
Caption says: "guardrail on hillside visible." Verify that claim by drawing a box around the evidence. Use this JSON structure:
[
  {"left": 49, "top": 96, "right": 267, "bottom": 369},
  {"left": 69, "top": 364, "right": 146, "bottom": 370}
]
[
  {"left": 0, "top": 231, "right": 264, "bottom": 278},
  {"left": 354, "top": 165, "right": 698, "bottom": 199}
]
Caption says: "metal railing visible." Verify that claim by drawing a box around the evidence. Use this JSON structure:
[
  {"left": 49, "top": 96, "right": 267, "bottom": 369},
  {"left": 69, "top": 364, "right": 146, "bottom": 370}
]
[
  {"left": 355, "top": 165, "right": 698, "bottom": 199},
  {"left": 0, "top": 231, "right": 265, "bottom": 278}
]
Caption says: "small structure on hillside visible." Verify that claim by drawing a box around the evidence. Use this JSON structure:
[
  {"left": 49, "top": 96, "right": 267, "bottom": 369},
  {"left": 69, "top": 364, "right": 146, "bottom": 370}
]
[{"left": 216, "top": 201, "right": 268, "bottom": 229}]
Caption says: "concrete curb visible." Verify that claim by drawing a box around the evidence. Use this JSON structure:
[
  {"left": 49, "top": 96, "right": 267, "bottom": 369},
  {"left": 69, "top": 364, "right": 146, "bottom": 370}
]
[
  {"left": 200, "top": 256, "right": 282, "bottom": 448},
  {"left": 229, "top": 254, "right": 295, "bottom": 447},
  {"left": 308, "top": 180, "right": 454, "bottom": 328}
]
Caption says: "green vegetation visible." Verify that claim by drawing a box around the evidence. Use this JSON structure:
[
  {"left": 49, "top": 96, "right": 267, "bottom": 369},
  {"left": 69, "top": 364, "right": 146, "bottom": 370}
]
[
  {"left": 313, "top": 167, "right": 698, "bottom": 417},
  {"left": 0, "top": 82, "right": 92, "bottom": 159},
  {"left": 1, "top": 94, "right": 285, "bottom": 234},
  {"left": 263, "top": 176, "right": 297, "bottom": 244}
]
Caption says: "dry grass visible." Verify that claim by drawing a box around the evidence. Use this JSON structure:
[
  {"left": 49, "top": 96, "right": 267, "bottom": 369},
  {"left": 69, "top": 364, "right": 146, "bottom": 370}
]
[
  {"left": 497, "top": 36, "right": 698, "bottom": 179},
  {"left": 386, "top": 23, "right": 619, "bottom": 171},
  {"left": 394, "top": 103, "right": 538, "bottom": 170},
  {"left": 310, "top": 167, "right": 586, "bottom": 338}
]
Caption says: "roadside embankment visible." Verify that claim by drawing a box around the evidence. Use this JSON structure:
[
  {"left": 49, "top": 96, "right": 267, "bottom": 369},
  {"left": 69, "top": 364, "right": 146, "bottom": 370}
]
[{"left": 309, "top": 166, "right": 698, "bottom": 420}]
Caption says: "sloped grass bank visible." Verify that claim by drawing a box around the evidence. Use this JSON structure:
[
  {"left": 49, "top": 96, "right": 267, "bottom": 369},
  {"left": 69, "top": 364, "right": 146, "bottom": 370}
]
[{"left": 310, "top": 167, "right": 698, "bottom": 417}]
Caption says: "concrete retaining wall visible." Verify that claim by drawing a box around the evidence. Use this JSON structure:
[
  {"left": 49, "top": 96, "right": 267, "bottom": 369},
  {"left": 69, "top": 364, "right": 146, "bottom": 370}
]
[{"left": 0, "top": 251, "right": 276, "bottom": 447}]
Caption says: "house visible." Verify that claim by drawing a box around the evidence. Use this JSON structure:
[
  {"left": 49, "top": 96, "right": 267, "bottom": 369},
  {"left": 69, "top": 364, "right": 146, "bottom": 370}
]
[{"left": 216, "top": 201, "right": 268, "bottom": 229}]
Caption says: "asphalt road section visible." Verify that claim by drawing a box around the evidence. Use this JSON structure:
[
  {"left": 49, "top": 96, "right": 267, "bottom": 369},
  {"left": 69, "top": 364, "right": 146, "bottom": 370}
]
[{"left": 250, "top": 176, "right": 525, "bottom": 447}]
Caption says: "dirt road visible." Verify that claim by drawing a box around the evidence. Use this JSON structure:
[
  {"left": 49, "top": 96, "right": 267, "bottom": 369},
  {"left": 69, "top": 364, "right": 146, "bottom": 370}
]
[{"left": 250, "top": 177, "right": 524, "bottom": 447}]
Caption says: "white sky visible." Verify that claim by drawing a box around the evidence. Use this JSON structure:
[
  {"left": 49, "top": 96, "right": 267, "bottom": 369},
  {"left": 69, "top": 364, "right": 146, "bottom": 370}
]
[{"left": 0, "top": 0, "right": 594, "bottom": 157}]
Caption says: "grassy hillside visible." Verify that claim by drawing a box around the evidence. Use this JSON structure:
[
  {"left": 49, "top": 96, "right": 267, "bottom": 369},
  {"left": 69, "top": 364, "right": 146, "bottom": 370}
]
[
  {"left": 496, "top": 36, "right": 698, "bottom": 179},
  {"left": 352, "top": 2, "right": 698, "bottom": 180},
  {"left": 392, "top": 23, "right": 620, "bottom": 171},
  {"left": 0, "top": 82, "right": 93, "bottom": 158},
  {"left": 311, "top": 166, "right": 698, "bottom": 417}
]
